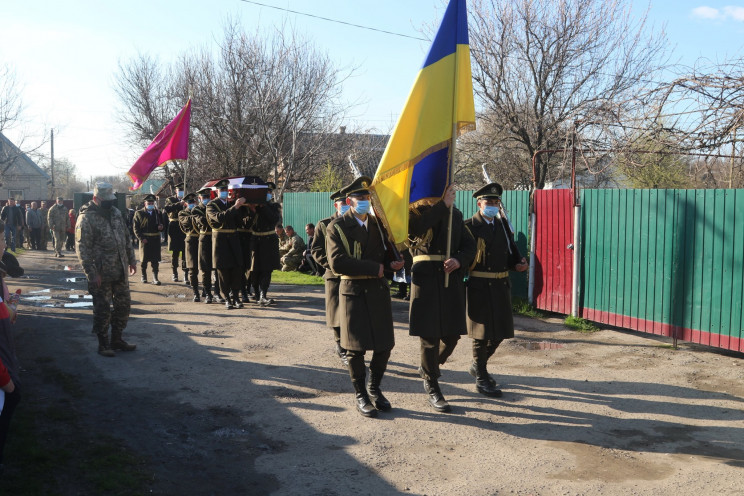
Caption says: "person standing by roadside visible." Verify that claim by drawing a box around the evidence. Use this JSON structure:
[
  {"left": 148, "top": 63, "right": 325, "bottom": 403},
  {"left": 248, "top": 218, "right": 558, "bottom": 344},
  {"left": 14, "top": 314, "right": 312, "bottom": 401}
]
[
  {"left": 133, "top": 194, "right": 164, "bottom": 285},
  {"left": 39, "top": 201, "right": 50, "bottom": 250},
  {"left": 48, "top": 196, "right": 69, "bottom": 258},
  {"left": 75, "top": 182, "right": 137, "bottom": 357},
  {"left": 25, "top": 202, "right": 42, "bottom": 250},
  {"left": 407, "top": 184, "right": 476, "bottom": 413},
  {"left": 464, "top": 183, "right": 528, "bottom": 398},
  {"left": 66, "top": 209, "right": 76, "bottom": 252},
  {"left": 0, "top": 199, "right": 22, "bottom": 252},
  {"left": 326, "top": 176, "right": 404, "bottom": 417}
]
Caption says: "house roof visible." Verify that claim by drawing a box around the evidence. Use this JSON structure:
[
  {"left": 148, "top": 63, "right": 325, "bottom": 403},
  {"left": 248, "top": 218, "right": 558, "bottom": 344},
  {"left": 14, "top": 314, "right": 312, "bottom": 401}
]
[{"left": 0, "top": 132, "right": 52, "bottom": 180}]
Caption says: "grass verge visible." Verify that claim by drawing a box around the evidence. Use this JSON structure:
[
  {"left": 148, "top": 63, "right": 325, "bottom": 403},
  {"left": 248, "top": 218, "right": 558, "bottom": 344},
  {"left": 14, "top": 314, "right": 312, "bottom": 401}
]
[
  {"left": 512, "top": 298, "right": 549, "bottom": 319},
  {"left": 270, "top": 270, "right": 324, "bottom": 286},
  {"left": 564, "top": 315, "right": 600, "bottom": 332}
]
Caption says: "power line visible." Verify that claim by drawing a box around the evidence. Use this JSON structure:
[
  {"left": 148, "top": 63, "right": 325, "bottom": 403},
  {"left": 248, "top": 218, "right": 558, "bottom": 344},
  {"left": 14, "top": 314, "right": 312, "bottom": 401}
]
[{"left": 237, "top": 0, "right": 429, "bottom": 41}]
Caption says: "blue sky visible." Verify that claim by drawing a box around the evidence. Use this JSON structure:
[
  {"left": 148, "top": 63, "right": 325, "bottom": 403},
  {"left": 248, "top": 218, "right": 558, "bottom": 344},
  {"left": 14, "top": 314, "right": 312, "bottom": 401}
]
[{"left": 1, "top": 1, "right": 743, "bottom": 182}]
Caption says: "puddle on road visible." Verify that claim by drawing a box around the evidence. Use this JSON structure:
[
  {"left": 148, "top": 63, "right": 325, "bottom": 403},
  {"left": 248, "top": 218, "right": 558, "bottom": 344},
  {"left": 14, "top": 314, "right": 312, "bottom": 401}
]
[
  {"left": 25, "top": 296, "right": 52, "bottom": 302},
  {"left": 512, "top": 341, "right": 565, "bottom": 350},
  {"left": 69, "top": 294, "right": 92, "bottom": 299},
  {"left": 64, "top": 302, "right": 93, "bottom": 308},
  {"left": 64, "top": 277, "right": 87, "bottom": 283},
  {"left": 30, "top": 289, "right": 52, "bottom": 294},
  {"left": 21, "top": 275, "right": 41, "bottom": 280}
]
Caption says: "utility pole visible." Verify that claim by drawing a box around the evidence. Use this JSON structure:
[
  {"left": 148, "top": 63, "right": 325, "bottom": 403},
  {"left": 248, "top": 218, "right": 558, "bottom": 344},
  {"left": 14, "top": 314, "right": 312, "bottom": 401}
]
[{"left": 50, "top": 128, "right": 55, "bottom": 198}]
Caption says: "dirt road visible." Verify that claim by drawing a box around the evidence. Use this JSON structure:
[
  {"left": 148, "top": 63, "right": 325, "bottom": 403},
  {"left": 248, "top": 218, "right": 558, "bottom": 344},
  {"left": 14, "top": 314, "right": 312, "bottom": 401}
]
[{"left": 7, "top": 249, "right": 744, "bottom": 495}]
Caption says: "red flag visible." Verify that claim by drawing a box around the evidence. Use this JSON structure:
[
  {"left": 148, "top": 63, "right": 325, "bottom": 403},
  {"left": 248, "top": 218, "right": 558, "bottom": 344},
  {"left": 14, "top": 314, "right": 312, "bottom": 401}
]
[{"left": 127, "top": 99, "right": 191, "bottom": 190}]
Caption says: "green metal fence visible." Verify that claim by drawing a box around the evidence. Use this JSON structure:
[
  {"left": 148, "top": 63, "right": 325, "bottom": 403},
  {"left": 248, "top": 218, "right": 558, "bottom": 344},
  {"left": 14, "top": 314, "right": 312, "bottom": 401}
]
[
  {"left": 283, "top": 190, "right": 531, "bottom": 299},
  {"left": 580, "top": 189, "right": 744, "bottom": 352}
]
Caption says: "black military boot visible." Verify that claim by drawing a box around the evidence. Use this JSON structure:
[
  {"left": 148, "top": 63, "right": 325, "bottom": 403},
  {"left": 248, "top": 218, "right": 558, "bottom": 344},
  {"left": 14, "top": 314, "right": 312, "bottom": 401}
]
[
  {"left": 241, "top": 289, "right": 250, "bottom": 303},
  {"left": 97, "top": 334, "right": 115, "bottom": 357},
  {"left": 111, "top": 331, "right": 137, "bottom": 352},
  {"left": 141, "top": 273, "right": 147, "bottom": 283},
  {"left": 171, "top": 267, "right": 178, "bottom": 282},
  {"left": 152, "top": 271, "right": 161, "bottom": 286},
  {"left": 352, "top": 379, "right": 377, "bottom": 418},
  {"left": 468, "top": 362, "right": 497, "bottom": 387},
  {"left": 259, "top": 291, "right": 275, "bottom": 307},
  {"left": 335, "top": 341, "right": 349, "bottom": 367},
  {"left": 470, "top": 340, "right": 500, "bottom": 395},
  {"left": 184, "top": 268, "right": 191, "bottom": 285},
  {"left": 205, "top": 292, "right": 213, "bottom": 304},
  {"left": 193, "top": 292, "right": 201, "bottom": 302},
  {"left": 234, "top": 293, "right": 244, "bottom": 309},
  {"left": 420, "top": 367, "right": 450, "bottom": 413},
  {"left": 367, "top": 372, "right": 391, "bottom": 412}
]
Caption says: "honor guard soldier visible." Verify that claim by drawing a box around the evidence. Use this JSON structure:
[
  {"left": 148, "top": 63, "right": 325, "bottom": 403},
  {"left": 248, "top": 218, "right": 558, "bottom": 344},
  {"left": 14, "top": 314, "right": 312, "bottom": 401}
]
[
  {"left": 237, "top": 204, "right": 254, "bottom": 303},
  {"left": 193, "top": 188, "right": 218, "bottom": 303},
  {"left": 75, "top": 182, "right": 138, "bottom": 357},
  {"left": 311, "top": 189, "right": 349, "bottom": 365},
  {"left": 465, "top": 183, "right": 528, "bottom": 397},
  {"left": 248, "top": 182, "right": 282, "bottom": 306},
  {"left": 206, "top": 179, "right": 251, "bottom": 309},
  {"left": 163, "top": 183, "right": 187, "bottom": 283},
  {"left": 408, "top": 184, "right": 476, "bottom": 413},
  {"left": 326, "top": 176, "right": 404, "bottom": 417},
  {"left": 133, "top": 194, "right": 164, "bottom": 285},
  {"left": 178, "top": 193, "right": 201, "bottom": 301}
]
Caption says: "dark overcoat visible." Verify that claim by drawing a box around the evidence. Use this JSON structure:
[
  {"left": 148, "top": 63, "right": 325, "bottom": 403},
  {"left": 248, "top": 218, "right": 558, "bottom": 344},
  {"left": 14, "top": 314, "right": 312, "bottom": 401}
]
[
  {"left": 408, "top": 201, "right": 476, "bottom": 339},
  {"left": 192, "top": 203, "right": 213, "bottom": 273},
  {"left": 238, "top": 213, "right": 255, "bottom": 276},
  {"left": 326, "top": 211, "right": 394, "bottom": 352},
  {"left": 311, "top": 215, "right": 340, "bottom": 328},
  {"left": 206, "top": 199, "right": 248, "bottom": 269},
  {"left": 178, "top": 209, "right": 200, "bottom": 270},
  {"left": 132, "top": 208, "right": 163, "bottom": 263},
  {"left": 464, "top": 212, "right": 522, "bottom": 340},
  {"left": 163, "top": 199, "right": 186, "bottom": 252},
  {"left": 249, "top": 202, "right": 281, "bottom": 272}
]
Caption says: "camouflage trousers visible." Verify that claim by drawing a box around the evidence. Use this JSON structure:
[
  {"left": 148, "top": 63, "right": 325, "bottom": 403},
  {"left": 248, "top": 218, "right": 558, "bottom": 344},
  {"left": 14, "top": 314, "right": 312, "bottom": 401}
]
[
  {"left": 89, "top": 278, "right": 131, "bottom": 337},
  {"left": 280, "top": 255, "right": 302, "bottom": 272},
  {"left": 52, "top": 228, "right": 66, "bottom": 254}
]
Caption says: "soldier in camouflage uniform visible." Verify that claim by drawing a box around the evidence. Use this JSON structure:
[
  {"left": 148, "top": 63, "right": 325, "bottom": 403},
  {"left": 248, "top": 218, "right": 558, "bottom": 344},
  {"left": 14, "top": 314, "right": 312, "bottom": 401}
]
[
  {"left": 280, "top": 225, "right": 306, "bottom": 271},
  {"left": 48, "top": 196, "right": 69, "bottom": 258},
  {"left": 76, "top": 182, "right": 137, "bottom": 357}
]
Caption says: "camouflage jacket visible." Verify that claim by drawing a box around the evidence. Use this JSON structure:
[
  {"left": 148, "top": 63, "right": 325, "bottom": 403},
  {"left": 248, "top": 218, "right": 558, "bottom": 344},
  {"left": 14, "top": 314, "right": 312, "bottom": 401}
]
[
  {"left": 48, "top": 203, "right": 70, "bottom": 230},
  {"left": 282, "top": 233, "right": 306, "bottom": 259},
  {"left": 75, "top": 201, "right": 136, "bottom": 283}
]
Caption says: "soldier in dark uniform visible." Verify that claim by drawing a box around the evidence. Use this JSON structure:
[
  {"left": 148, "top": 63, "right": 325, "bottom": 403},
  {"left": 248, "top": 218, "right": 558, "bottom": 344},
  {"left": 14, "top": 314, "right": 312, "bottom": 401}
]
[
  {"left": 408, "top": 184, "right": 476, "bottom": 413},
  {"left": 132, "top": 194, "right": 164, "bottom": 285},
  {"left": 311, "top": 189, "right": 349, "bottom": 366},
  {"left": 163, "top": 183, "right": 187, "bottom": 283},
  {"left": 465, "top": 183, "right": 528, "bottom": 397},
  {"left": 193, "top": 188, "right": 218, "bottom": 303},
  {"left": 248, "top": 182, "right": 281, "bottom": 306},
  {"left": 206, "top": 179, "right": 251, "bottom": 309},
  {"left": 178, "top": 193, "right": 201, "bottom": 301},
  {"left": 237, "top": 205, "right": 254, "bottom": 303},
  {"left": 326, "top": 176, "right": 404, "bottom": 418}
]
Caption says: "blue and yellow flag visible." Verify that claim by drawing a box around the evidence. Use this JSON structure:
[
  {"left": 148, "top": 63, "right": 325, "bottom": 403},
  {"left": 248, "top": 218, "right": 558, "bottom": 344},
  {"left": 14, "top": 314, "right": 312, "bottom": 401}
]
[{"left": 371, "top": 0, "right": 475, "bottom": 246}]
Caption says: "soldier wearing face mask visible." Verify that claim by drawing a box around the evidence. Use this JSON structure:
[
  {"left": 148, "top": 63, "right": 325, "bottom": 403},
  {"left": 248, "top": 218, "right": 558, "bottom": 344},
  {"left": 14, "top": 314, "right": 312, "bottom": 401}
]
[
  {"left": 311, "top": 189, "right": 350, "bottom": 366},
  {"left": 133, "top": 194, "right": 164, "bottom": 285},
  {"left": 163, "top": 183, "right": 187, "bottom": 283},
  {"left": 48, "top": 196, "right": 70, "bottom": 258},
  {"left": 192, "top": 188, "right": 218, "bottom": 303},
  {"left": 75, "top": 182, "right": 137, "bottom": 357},
  {"left": 247, "top": 182, "right": 282, "bottom": 306},
  {"left": 178, "top": 193, "right": 201, "bottom": 301},
  {"left": 464, "top": 183, "right": 528, "bottom": 398}
]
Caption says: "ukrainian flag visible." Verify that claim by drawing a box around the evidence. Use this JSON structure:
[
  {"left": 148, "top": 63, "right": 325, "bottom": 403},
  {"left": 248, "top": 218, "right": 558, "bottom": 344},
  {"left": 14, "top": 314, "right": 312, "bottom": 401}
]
[{"left": 371, "top": 0, "right": 475, "bottom": 247}]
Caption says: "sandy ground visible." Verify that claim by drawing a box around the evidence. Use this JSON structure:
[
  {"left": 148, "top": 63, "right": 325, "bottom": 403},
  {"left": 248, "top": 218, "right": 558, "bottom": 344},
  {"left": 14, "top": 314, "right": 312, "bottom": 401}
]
[{"left": 9, "top": 248, "right": 744, "bottom": 495}]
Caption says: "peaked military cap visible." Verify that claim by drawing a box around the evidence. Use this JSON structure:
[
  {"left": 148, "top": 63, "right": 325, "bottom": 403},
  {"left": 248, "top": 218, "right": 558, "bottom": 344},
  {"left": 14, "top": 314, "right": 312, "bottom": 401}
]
[
  {"left": 330, "top": 189, "right": 345, "bottom": 201},
  {"left": 473, "top": 182, "right": 503, "bottom": 199},
  {"left": 183, "top": 193, "right": 197, "bottom": 202},
  {"left": 340, "top": 176, "right": 373, "bottom": 197},
  {"left": 214, "top": 179, "right": 230, "bottom": 189},
  {"left": 265, "top": 181, "right": 277, "bottom": 190},
  {"left": 174, "top": 182, "right": 184, "bottom": 190},
  {"left": 197, "top": 188, "right": 212, "bottom": 197},
  {"left": 143, "top": 194, "right": 157, "bottom": 202},
  {"left": 94, "top": 182, "right": 116, "bottom": 201},
  {"left": 56, "top": 196, "right": 64, "bottom": 201}
]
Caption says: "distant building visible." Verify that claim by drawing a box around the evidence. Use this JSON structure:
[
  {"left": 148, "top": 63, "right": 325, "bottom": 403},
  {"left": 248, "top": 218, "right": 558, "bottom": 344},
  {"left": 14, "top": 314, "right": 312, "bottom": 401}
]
[{"left": 0, "top": 132, "right": 52, "bottom": 201}]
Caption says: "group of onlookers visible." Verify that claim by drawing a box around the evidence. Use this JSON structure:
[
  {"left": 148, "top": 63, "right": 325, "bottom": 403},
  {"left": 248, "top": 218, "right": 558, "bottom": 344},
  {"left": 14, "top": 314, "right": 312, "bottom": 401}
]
[{"left": 0, "top": 198, "right": 77, "bottom": 256}]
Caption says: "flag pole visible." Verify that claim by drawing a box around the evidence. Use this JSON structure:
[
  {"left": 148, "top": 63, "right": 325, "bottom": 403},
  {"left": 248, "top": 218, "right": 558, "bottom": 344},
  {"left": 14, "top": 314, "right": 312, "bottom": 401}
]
[{"left": 444, "top": 20, "right": 462, "bottom": 288}]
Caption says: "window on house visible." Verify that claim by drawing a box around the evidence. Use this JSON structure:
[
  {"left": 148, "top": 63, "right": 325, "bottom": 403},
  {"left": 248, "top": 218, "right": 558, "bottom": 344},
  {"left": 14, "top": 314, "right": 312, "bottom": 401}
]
[{"left": 8, "top": 190, "right": 23, "bottom": 201}]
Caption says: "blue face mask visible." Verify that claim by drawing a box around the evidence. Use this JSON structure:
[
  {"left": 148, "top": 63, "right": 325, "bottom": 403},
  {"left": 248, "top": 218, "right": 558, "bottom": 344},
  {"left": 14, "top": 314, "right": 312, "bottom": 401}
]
[
  {"left": 201, "top": 198, "right": 209, "bottom": 205},
  {"left": 339, "top": 204, "right": 350, "bottom": 214},
  {"left": 482, "top": 205, "right": 500, "bottom": 219},
  {"left": 187, "top": 203, "right": 196, "bottom": 210},
  {"left": 146, "top": 204, "right": 155, "bottom": 211},
  {"left": 266, "top": 193, "right": 273, "bottom": 202},
  {"left": 219, "top": 191, "right": 228, "bottom": 200},
  {"left": 177, "top": 191, "right": 184, "bottom": 199},
  {"left": 354, "top": 200, "right": 371, "bottom": 215}
]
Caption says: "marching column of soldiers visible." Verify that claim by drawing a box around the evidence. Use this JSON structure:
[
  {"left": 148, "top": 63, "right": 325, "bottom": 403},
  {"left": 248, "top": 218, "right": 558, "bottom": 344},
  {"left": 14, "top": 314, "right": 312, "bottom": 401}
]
[{"left": 117, "top": 174, "right": 526, "bottom": 418}]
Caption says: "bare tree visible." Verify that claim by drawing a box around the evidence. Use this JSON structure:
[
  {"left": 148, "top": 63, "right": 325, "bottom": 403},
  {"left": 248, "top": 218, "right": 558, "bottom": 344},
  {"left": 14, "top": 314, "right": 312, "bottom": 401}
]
[{"left": 466, "top": 0, "right": 668, "bottom": 189}]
